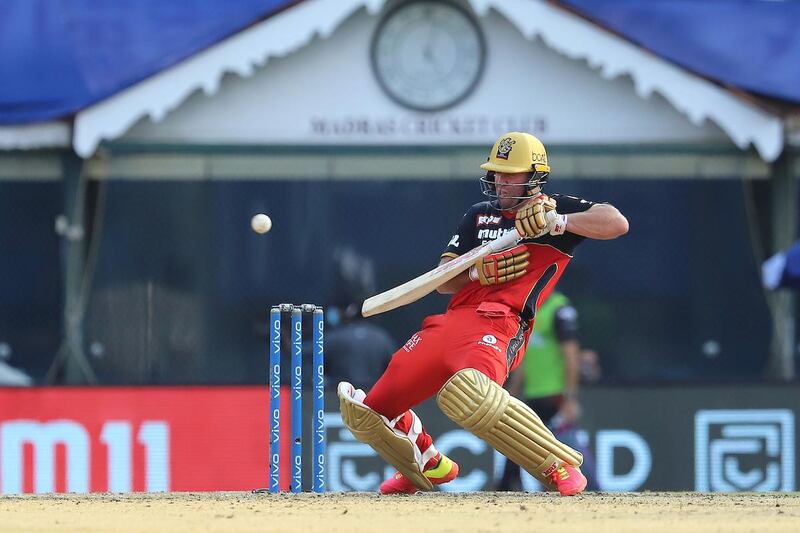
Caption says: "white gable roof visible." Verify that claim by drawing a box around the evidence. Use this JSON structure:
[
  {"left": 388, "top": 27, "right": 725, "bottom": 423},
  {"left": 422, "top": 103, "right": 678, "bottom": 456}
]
[{"left": 121, "top": 5, "right": 728, "bottom": 148}]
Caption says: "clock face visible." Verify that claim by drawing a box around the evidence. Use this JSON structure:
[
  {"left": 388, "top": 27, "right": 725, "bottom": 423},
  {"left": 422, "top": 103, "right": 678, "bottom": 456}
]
[{"left": 371, "top": 1, "right": 486, "bottom": 112}]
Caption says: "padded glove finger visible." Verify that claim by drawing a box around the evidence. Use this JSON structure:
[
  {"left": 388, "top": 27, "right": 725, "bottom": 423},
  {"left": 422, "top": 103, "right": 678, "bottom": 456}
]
[{"left": 473, "top": 245, "right": 530, "bottom": 286}]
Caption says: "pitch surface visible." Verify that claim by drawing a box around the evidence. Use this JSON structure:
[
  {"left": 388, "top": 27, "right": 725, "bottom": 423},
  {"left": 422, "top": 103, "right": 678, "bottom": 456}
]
[{"left": 1, "top": 492, "right": 798, "bottom": 532}]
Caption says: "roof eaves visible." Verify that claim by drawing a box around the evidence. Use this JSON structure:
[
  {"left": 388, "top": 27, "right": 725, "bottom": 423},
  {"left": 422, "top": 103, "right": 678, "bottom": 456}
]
[
  {"left": 542, "top": 0, "right": 784, "bottom": 160},
  {"left": 0, "top": 121, "right": 70, "bottom": 151},
  {"left": 73, "top": 0, "right": 385, "bottom": 158}
]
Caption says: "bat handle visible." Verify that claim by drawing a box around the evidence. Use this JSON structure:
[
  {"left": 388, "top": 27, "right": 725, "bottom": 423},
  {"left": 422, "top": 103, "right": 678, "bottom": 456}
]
[{"left": 487, "top": 229, "right": 522, "bottom": 253}]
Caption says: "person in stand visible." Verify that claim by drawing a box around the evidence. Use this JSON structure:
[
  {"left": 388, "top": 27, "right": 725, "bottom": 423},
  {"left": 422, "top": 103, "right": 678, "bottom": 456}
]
[{"left": 325, "top": 247, "right": 396, "bottom": 390}]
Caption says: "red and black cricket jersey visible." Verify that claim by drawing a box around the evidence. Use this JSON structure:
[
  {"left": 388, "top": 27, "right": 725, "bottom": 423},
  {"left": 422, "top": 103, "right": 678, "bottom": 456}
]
[{"left": 441, "top": 194, "right": 595, "bottom": 323}]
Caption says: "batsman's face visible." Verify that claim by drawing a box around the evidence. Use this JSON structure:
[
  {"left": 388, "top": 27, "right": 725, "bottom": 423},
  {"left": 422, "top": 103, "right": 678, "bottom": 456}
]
[{"left": 495, "top": 172, "right": 538, "bottom": 210}]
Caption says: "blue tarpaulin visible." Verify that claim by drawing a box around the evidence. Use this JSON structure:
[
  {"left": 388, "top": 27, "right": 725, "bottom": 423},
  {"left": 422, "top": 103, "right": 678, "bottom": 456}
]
[
  {"left": 0, "top": 0, "right": 296, "bottom": 124},
  {"left": 558, "top": 0, "right": 800, "bottom": 104},
  {"left": 2, "top": 1, "right": 800, "bottom": 124}
]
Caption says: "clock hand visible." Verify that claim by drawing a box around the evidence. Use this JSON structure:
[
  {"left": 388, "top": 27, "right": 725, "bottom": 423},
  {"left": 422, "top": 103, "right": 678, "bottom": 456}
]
[
  {"left": 423, "top": 22, "right": 445, "bottom": 74},
  {"left": 423, "top": 21, "right": 437, "bottom": 63}
]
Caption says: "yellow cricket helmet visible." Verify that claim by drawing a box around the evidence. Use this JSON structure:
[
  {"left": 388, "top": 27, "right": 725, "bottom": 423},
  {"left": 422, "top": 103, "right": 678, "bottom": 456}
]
[
  {"left": 480, "top": 132, "right": 550, "bottom": 174},
  {"left": 479, "top": 132, "right": 551, "bottom": 207}
]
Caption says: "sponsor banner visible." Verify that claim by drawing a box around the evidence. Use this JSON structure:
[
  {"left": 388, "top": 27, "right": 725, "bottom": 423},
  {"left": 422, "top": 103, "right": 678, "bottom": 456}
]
[
  {"left": 0, "top": 387, "right": 270, "bottom": 493},
  {"left": 0, "top": 385, "right": 797, "bottom": 493},
  {"left": 577, "top": 386, "right": 797, "bottom": 492},
  {"left": 325, "top": 386, "right": 799, "bottom": 493}
]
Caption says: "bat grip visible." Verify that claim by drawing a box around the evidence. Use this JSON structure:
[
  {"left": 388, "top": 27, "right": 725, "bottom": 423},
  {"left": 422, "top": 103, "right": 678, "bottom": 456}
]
[{"left": 487, "top": 229, "right": 522, "bottom": 253}]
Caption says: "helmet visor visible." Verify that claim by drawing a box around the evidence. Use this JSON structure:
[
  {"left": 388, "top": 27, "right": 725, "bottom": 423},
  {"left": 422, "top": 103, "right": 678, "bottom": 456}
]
[{"left": 479, "top": 169, "right": 550, "bottom": 206}]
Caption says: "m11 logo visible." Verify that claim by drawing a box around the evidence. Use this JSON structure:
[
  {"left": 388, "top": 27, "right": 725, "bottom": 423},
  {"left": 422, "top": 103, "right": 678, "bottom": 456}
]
[
  {"left": 695, "top": 409, "right": 795, "bottom": 492},
  {"left": 0, "top": 419, "right": 170, "bottom": 494}
]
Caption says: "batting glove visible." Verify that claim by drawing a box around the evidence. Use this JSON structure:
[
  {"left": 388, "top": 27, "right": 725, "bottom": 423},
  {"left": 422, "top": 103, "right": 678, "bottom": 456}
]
[{"left": 470, "top": 244, "right": 530, "bottom": 286}]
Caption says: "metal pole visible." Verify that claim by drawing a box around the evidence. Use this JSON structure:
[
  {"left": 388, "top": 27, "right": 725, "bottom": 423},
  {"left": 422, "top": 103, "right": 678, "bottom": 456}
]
[
  {"left": 766, "top": 148, "right": 797, "bottom": 380},
  {"left": 48, "top": 150, "right": 96, "bottom": 384}
]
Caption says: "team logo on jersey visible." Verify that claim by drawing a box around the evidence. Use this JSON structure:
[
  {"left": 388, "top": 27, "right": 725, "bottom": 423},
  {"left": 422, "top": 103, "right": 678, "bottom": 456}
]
[
  {"left": 448, "top": 235, "right": 460, "bottom": 248},
  {"left": 496, "top": 137, "right": 515, "bottom": 160},
  {"left": 476, "top": 214, "right": 502, "bottom": 226}
]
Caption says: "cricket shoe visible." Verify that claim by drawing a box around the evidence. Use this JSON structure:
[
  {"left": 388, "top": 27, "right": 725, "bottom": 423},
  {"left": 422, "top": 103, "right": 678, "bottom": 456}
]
[
  {"left": 380, "top": 453, "right": 459, "bottom": 495},
  {"left": 550, "top": 464, "right": 587, "bottom": 496}
]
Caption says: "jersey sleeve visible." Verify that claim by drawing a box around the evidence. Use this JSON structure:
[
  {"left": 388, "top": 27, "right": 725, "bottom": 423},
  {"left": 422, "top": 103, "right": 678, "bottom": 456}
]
[
  {"left": 532, "top": 193, "right": 599, "bottom": 253},
  {"left": 551, "top": 194, "right": 596, "bottom": 215},
  {"left": 441, "top": 205, "right": 480, "bottom": 259},
  {"left": 554, "top": 304, "right": 579, "bottom": 342}
]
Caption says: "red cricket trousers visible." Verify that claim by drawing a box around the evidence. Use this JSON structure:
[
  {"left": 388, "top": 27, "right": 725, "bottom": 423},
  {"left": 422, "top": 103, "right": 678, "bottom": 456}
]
[{"left": 363, "top": 302, "right": 529, "bottom": 468}]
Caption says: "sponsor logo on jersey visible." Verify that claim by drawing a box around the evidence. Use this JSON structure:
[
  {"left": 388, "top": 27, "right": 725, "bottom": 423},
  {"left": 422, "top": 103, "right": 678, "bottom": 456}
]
[
  {"left": 476, "top": 214, "right": 502, "bottom": 226},
  {"left": 447, "top": 235, "right": 460, "bottom": 248},
  {"left": 562, "top": 194, "right": 590, "bottom": 204},
  {"left": 403, "top": 333, "right": 422, "bottom": 353},
  {"left": 478, "top": 334, "right": 501, "bottom": 353},
  {"left": 477, "top": 227, "right": 515, "bottom": 241}
]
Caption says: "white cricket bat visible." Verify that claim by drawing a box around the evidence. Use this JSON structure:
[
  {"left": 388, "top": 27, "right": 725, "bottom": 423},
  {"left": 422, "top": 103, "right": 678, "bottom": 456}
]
[{"left": 362, "top": 229, "right": 521, "bottom": 317}]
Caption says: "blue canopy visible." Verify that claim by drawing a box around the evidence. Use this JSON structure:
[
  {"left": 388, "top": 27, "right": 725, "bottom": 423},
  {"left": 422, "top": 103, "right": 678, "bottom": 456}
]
[
  {"left": 558, "top": 0, "right": 800, "bottom": 104},
  {"left": 0, "top": 0, "right": 296, "bottom": 124},
  {"left": 2, "top": 1, "right": 800, "bottom": 125}
]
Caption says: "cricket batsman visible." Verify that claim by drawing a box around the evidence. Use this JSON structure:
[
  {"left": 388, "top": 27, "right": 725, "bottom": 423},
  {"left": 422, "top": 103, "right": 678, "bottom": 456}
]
[{"left": 338, "top": 132, "right": 628, "bottom": 495}]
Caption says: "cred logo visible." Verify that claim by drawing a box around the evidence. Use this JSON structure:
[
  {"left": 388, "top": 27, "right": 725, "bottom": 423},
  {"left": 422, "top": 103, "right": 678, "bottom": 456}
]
[{"left": 695, "top": 409, "right": 795, "bottom": 492}]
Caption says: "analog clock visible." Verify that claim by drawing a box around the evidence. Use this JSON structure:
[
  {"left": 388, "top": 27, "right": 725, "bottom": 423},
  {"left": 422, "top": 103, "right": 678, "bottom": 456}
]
[{"left": 371, "top": 1, "right": 486, "bottom": 112}]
